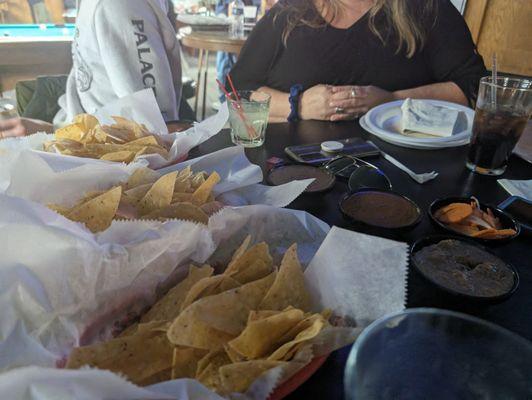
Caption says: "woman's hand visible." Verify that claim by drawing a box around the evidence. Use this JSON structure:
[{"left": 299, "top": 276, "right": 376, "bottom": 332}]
[
  {"left": 0, "top": 117, "right": 53, "bottom": 139},
  {"left": 299, "top": 84, "right": 335, "bottom": 121},
  {"left": 329, "top": 85, "right": 397, "bottom": 121}
]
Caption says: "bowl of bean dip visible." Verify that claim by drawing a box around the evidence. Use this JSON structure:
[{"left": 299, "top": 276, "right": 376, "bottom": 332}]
[{"left": 411, "top": 236, "right": 519, "bottom": 303}]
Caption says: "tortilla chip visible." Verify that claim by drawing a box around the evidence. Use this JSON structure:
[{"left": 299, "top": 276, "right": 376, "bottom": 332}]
[
  {"left": 167, "top": 272, "right": 276, "bottom": 350},
  {"left": 47, "top": 204, "right": 71, "bottom": 216},
  {"left": 49, "top": 138, "right": 85, "bottom": 151},
  {"left": 128, "top": 135, "right": 159, "bottom": 146},
  {"left": 227, "top": 308, "right": 305, "bottom": 359},
  {"left": 55, "top": 123, "right": 86, "bottom": 142},
  {"left": 99, "top": 125, "right": 136, "bottom": 143},
  {"left": 200, "top": 201, "right": 224, "bottom": 216},
  {"left": 91, "top": 126, "right": 109, "bottom": 143},
  {"left": 77, "top": 190, "right": 106, "bottom": 204},
  {"left": 174, "top": 178, "right": 192, "bottom": 194},
  {"left": 66, "top": 329, "right": 173, "bottom": 386},
  {"left": 224, "top": 242, "right": 273, "bottom": 283},
  {"left": 73, "top": 114, "right": 99, "bottom": 131},
  {"left": 66, "top": 186, "right": 122, "bottom": 232},
  {"left": 219, "top": 360, "right": 288, "bottom": 394},
  {"left": 259, "top": 244, "right": 311, "bottom": 312},
  {"left": 191, "top": 174, "right": 206, "bottom": 189},
  {"left": 84, "top": 143, "right": 134, "bottom": 156},
  {"left": 135, "top": 144, "right": 169, "bottom": 159},
  {"left": 191, "top": 172, "right": 221, "bottom": 205},
  {"left": 247, "top": 310, "right": 280, "bottom": 324},
  {"left": 124, "top": 183, "right": 152, "bottom": 201},
  {"left": 100, "top": 150, "right": 136, "bottom": 163},
  {"left": 231, "top": 236, "right": 252, "bottom": 262},
  {"left": 112, "top": 116, "right": 150, "bottom": 138},
  {"left": 119, "top": 319, "right": 170, "bottom": 338},
  {"left": 140, "top": 264, "right": 214, "bottom": 324},
  {"left": 177, "top": 166, "right": 193, "bottom": 180},
  {"left": 171, "top": 346, "right": 209, "bottom": 380},
  {"left": 138, "top": 171, "right": 178, "bottom": 215},
  {"left": 196, "top": 350, "right": 232, "bottom": 392},
  {"left": 235, "top": 259, "right": 273, "bottom": 285},
  {"left": 224, "top": 343, "right": 247, "bottom": 363},
  {"left": 126, "top": 167, "right": 160, "bottom": 189},
  {"left": 172, "top": 192, "right": 193, "bottom": 204},
  {"left": 268, "top": 314, "right": 327, "bottom": 361},
  {"left": 138, "top": 368, "right": 172, "bottom": 386},
  {"left": 180, "top": 275, "right": 241, "bottom": 311}
]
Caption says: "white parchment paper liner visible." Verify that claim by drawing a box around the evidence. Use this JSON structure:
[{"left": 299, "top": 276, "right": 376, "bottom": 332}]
[
  {"left": 0, "top": 146, "right": 311, "bottom": 209},
  {"left": 0, "top": 89, "right": 229, "bottom": 170},
  {"left": 0, "top": 206, "right": 407, "bottom": 400}
]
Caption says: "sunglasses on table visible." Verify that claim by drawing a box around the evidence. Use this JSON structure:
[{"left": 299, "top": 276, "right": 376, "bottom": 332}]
[{"left": 322, "top": 155, "right": 392, "bottom": 193}]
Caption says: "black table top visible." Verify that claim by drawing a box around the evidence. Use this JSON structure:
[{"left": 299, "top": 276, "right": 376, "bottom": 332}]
[{"left": 191, "top": 120, "right": 532, "bottom": 400}]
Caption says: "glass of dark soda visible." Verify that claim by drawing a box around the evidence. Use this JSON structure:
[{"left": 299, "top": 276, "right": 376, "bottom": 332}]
[{"left": 466, "top": 77, "right": 531, "bottom": 176}]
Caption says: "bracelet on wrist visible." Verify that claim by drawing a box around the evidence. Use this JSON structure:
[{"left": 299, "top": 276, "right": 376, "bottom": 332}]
[{"left": 288, "top": 84, "right": 304, "bottom": 122}]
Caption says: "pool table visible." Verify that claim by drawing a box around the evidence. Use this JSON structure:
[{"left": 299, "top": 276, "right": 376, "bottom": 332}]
[{"left": 0, "top": 24, "right": 75, "bottom": 92}]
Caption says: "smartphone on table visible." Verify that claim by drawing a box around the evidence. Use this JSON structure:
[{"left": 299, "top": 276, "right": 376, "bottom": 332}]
[{"left": 285, "top": 138, "right": 380, "bottom": 166}]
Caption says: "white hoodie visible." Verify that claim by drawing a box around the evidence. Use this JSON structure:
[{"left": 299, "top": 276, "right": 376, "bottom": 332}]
[{"left": 54, "top": 0, "right": 182, "bottom": 126}]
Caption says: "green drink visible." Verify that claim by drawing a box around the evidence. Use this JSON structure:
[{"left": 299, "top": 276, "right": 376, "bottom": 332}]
[{"left": 227, "top": 90, "right": 270, "bottom": 148}]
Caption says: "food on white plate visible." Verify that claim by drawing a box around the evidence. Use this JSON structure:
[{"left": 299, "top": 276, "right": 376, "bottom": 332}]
[{"left": 401, "top": 98, "right": 467, "bottom": 138}]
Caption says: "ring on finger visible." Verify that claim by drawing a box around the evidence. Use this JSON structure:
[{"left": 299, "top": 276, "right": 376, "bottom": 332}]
[
  {"left": 335, "top": 106, "right": 345, "bottom": 114},
  {"left": 350, "top": 87, "right": 357, "bottom": 98}
]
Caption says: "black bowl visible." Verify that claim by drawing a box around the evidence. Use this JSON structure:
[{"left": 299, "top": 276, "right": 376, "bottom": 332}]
[
  {"left": 410, "top": 235, "right": 520, "bottom": 304},
  {"left": 340, "top": 189, "right": 422, "bottom": 231},
  {"left": 429, "top": 197, "right": 520, "bottom": 244}
]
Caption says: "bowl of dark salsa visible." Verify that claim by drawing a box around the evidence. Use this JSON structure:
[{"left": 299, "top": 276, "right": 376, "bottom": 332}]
[
  {"left": 411, "top": 236, "right": 519, "bottom": 303},
  {"left": 340, "top": 189, "right": 422, "bottom": 231}
]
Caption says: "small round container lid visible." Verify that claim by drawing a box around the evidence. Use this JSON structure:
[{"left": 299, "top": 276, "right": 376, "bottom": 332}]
[
  {"left": 321, "top": 141, "right": 344, "bottom": 152},
  {"left": 267, "top": 164, "right": 336, "bottom": 193}
]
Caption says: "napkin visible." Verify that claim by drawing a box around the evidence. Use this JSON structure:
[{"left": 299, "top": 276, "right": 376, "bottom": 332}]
[
  {"left": 401, "top": 98, "right": 466, "bottom": 138},
  {"left": 498, "top": 179, "right": 532, "bottom": 201},
  {"left": 304, "top": 227, "right": 408, "bottom": 326}
]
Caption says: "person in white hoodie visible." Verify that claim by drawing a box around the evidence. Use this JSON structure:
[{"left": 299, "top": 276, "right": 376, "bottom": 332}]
[{"left": 0, "top": 0, "right": 182, "bottom": 138}]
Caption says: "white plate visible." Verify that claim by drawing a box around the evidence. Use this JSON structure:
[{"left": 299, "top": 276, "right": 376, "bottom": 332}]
[
  {"left": 359, "top": 115, "right": 470, "bottom": 149},
  {"left": 363, "top": 99, "right": 474, "bottom": 146}
]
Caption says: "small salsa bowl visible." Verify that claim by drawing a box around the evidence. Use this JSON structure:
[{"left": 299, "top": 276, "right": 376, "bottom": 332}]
[
  {"left": 410, "top": 235, "right": 520, "bottom": 304},
  {"left": 428, "top": 197, "right": 520, "bottom": 244}
]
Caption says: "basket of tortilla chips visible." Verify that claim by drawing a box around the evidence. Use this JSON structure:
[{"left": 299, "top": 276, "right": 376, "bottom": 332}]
[
  {"left": 44, "top": 114, "right": 174, "bottom": 164},
  {"left": 47, "top": 166, "right": 222, "bottom": 233},
  {"left": 66, "top": 238, "right": 348, "bottom": 396}
]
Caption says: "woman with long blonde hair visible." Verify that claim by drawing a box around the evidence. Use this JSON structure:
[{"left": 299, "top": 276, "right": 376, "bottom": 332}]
[{"left": 231, "top": 0, "right": 486, "bottom": 122}]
